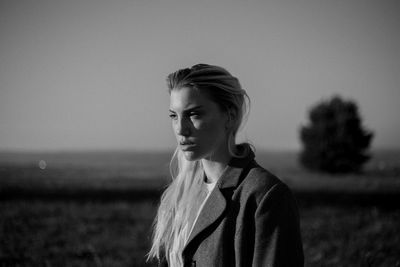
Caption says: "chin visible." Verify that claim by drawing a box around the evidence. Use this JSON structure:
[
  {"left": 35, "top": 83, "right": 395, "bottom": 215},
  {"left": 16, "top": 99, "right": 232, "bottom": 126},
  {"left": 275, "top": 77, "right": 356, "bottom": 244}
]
[{"left": 182, "top": 150, "right": 202, "bottom": 161}]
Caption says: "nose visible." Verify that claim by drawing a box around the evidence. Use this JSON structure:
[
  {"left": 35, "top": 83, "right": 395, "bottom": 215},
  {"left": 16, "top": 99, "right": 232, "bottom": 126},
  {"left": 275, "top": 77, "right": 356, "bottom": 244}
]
[{"left": 174, "top": 116, "right": 191, "bottom": 137}]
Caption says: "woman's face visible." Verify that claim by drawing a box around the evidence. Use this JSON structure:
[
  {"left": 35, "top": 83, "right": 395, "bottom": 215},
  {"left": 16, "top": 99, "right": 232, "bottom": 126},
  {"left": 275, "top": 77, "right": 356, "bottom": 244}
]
[{"left": 169, "top": 87, "right": 229, "bottom": 161}]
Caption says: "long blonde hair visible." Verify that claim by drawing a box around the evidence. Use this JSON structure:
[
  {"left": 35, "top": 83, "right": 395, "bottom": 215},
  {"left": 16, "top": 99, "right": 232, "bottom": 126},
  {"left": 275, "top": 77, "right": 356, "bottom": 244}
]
[{"left": 147, "top": 64, "right": 250, "bottom": 263}]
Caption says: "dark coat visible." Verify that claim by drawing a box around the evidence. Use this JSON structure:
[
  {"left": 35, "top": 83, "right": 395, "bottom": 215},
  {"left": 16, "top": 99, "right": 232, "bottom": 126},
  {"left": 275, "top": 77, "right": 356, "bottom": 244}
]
[{"left": 159, "top": 150, "right": 304, "bottom": 267}]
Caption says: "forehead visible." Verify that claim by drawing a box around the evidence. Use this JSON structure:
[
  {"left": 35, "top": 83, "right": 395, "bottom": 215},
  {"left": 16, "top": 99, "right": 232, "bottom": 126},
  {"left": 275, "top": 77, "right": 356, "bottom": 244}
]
[{"left": 169, "top": 87, "right": 216, "bottom": 111}]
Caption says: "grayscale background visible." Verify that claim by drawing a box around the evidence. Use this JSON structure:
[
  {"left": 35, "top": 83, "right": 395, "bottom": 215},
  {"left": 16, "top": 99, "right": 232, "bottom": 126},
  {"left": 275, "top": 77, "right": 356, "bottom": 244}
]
[{"left": 1, "top": 1, "right": 399, "bottom": 266}]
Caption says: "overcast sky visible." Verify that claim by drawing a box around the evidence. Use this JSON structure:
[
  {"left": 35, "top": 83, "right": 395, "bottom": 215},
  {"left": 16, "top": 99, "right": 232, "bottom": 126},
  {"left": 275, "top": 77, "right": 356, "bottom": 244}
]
[{"left": 1, "top": 0, "right": 399, "bottom": 151}]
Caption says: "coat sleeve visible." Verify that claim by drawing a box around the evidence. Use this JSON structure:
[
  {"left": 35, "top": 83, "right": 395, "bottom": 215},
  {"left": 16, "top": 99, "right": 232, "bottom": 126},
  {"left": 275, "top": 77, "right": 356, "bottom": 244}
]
[{"left": 252, "top": 183, "right": 304, "bottom": 267}]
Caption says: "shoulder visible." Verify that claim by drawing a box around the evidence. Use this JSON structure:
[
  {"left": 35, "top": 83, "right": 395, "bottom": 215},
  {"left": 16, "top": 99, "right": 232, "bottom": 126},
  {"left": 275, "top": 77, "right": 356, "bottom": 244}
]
[{"left": 236, "top": 160, "right": 293, "bottom": 205}]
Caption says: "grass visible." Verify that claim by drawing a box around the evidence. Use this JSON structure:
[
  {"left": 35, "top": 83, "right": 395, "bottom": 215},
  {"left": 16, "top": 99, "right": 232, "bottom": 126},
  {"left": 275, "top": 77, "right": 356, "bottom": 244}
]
[
  {"left": 0, "top": 200, "right": 158, "bottom": 267},
  {"left": 1, "top": 149, "right": 400, "bottom": 266},
  {"left": 1, "top": 200, "right": 400, "bottom": 267},
  {"left": 301, "top": 204, "right": 400, "bottom": 266}
]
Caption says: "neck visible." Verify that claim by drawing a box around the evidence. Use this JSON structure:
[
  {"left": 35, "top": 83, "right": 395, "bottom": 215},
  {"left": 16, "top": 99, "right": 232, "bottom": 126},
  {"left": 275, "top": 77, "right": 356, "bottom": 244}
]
[{"left": 201, "top": 147, "right": 232, "bottom": 183}]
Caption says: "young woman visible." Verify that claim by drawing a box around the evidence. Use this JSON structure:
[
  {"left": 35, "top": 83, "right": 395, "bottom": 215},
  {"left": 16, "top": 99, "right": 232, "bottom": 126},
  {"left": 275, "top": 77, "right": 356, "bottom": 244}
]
[{"left": 148, "top": 64, "right": 304, "bottom": 267}]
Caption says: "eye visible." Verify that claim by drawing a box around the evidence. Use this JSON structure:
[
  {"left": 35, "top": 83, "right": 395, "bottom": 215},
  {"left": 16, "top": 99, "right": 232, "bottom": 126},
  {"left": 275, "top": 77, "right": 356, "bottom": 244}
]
[
  {"left": 169, "top": 113, "right": 177, "bottom": 120},
  {"left": 189, "top": 112, "right": 201, "bottom": 119}
]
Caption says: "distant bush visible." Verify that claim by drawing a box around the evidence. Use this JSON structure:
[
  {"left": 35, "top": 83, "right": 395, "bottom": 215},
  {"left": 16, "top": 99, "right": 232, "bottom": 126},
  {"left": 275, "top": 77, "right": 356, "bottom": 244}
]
[{"left": 299, "top": 95, "right": 373, "bottom": 173}]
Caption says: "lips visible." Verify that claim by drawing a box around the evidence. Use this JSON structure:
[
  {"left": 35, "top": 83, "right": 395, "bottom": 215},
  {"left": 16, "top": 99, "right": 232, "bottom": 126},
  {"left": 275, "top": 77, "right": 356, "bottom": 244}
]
[
  {"left": 180, "top": 140, "right": 195, "bottom": 145},
  {"left": 180, "top": 140, "right": 196, "bottom": 151}
]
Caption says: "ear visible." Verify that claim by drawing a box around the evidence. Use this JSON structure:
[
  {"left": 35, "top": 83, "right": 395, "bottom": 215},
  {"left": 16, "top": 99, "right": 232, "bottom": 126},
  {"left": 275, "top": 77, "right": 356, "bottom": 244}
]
[{"left": 225, "top": 108, "right": 237, "bottom": 130}]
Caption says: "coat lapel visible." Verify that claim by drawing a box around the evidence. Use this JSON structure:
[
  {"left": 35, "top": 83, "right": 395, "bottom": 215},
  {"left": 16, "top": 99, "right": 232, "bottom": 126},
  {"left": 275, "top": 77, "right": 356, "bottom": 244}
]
[
  {"left": 183, "top": 146, "right": 255, "bottom": 254},
  {"left": 184, "top": 185, "right": 226, "bottom": 249}
]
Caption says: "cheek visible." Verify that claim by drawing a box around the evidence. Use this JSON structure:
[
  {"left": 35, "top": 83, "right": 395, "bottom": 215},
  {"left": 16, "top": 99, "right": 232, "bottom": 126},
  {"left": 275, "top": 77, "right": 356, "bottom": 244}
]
[
  {"left": 196, "top": 119, "right": 226, "bottom": 139},
  {"left": 171, "top": 121, "right": 181, "bottom": 139}
]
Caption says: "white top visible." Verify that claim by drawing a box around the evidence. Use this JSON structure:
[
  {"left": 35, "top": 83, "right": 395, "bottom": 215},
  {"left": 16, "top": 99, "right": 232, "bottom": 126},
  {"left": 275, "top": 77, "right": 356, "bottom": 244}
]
[
  {"left": 169, "top": 180, "right": 218, "bottom": 267},
  {"left": 186, "top": 180, "right": 217, "bottom": 244}
]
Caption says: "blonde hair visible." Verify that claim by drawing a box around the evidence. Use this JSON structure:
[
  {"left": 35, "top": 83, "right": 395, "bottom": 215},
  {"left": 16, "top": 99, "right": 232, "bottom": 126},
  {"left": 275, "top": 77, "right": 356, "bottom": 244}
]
[{"left": 148, "top": 64, "right": 250, "bottom": 264}]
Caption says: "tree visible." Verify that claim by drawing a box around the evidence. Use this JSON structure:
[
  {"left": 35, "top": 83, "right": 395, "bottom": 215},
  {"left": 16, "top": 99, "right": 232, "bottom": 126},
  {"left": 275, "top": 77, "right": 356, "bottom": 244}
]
[{"left": 299, "top": 95, "right": 373, "bottom": 173}]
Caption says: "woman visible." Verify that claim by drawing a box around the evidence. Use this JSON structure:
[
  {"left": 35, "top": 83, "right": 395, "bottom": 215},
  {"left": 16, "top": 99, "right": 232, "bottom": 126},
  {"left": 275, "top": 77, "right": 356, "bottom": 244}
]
[{"left": 148, "top": 64, "right": 304, "bottom": 267}]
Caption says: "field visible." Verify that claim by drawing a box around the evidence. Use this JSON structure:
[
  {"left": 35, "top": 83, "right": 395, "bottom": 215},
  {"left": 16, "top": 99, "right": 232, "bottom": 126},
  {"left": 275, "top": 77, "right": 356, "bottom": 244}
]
[{"left": 1, "top": 150, "right": 400, "bottom": 266}]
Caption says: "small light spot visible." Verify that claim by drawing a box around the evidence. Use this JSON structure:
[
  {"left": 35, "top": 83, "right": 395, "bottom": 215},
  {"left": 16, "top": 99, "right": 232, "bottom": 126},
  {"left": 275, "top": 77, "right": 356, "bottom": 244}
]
[{"left": 39, "top": 160, "right": 47, "bottom": 170}]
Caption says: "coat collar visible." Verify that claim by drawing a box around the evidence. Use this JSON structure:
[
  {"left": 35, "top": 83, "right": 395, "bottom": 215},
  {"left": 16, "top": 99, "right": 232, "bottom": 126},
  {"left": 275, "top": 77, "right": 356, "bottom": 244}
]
[
  {"left": 217, "top": 145, "right": 255, "bottom": 189},
  {"left": 183, "top": 145, "right": 255, "bottom": 257}
]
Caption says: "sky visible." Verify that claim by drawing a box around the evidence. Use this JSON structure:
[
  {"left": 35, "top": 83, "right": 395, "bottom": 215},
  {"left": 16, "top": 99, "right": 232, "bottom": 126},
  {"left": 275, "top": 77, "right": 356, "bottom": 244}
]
[{"left": 1, "top": 0, "right": 399, "bottom": 151}]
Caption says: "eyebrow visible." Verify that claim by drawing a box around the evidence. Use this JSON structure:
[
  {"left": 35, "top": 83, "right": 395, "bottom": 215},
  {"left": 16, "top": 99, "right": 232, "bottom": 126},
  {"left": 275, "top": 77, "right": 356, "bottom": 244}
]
[{"left": 169, "top": 105, "right": 204, "bottom": 113}]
